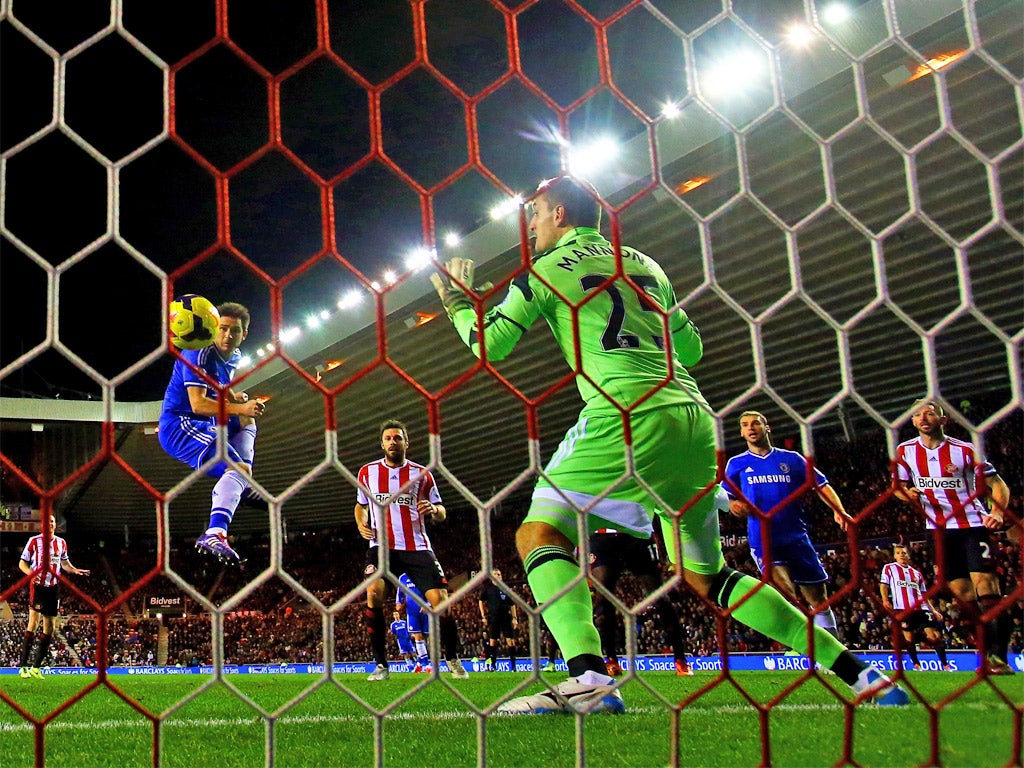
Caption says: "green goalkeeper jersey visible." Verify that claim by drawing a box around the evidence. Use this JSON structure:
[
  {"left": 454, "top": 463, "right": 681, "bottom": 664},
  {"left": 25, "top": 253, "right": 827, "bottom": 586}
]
[{"left": 451, "top": 227, "right": 708, "bottom": 417}]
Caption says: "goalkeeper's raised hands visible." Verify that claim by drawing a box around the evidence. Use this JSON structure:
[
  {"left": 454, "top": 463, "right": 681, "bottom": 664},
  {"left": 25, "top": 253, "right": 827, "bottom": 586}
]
[{"left": 429, "top": 257, "right": 492, "bottom": 319}]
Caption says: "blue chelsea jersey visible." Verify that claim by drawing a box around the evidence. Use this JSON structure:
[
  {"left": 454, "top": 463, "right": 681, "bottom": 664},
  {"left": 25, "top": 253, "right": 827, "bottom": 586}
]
[
  {"left": 722, "top": 447, "right": 829, "bottom": 549},
  {"left": 160, "top": 346, "right": 241, "bottom": 422}
]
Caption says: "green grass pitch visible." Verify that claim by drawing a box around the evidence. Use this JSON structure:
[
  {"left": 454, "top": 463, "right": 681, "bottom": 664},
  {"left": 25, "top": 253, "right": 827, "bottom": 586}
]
[{"left": 1, "top": 671, "right": 1020, "bottom": 767}]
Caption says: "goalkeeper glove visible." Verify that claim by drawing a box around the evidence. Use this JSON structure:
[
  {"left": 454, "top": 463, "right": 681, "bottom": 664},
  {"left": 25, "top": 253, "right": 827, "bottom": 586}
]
[{"left": 429, "top": 257, "right": 492, "bottom": 319}]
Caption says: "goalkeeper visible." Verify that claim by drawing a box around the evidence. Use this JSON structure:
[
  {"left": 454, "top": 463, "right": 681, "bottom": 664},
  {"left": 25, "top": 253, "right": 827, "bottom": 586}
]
[{"left": 431, "top": 175, "right": 909, "bottom": 714}]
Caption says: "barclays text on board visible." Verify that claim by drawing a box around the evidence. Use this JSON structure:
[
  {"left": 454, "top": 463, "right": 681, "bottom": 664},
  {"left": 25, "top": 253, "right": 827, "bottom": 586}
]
[{"left": 3, "top": 650, "right": 1015, "bottom": 676}]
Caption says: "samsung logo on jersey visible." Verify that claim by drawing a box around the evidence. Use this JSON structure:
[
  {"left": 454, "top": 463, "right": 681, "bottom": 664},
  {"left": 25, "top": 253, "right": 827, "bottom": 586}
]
[
  {"left": 916, "top": 477, "right": 964, "bottom": 490},
  {"left": 374, "top": 493, "right": 414, "bottom": 506},
  {"left": 746, "top": 474, "right": 792, "bottom": 485},
  {"left": 555, "top": 245, "right": 647, "bottom": 271}
]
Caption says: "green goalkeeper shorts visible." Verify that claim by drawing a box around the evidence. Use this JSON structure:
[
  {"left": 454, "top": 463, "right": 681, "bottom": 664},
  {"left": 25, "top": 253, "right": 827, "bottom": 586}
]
[{"left": 525, "top": 402, "right": 725, "bottom": 575}]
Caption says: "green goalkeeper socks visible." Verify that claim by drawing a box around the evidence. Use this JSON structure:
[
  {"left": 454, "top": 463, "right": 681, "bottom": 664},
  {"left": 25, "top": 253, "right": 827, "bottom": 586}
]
[
  {"left": 524, "top": 545, "right": 602, "bottom": 662},
  {"left": 712, "top": 568, "right": 845, "bottom": 668}
]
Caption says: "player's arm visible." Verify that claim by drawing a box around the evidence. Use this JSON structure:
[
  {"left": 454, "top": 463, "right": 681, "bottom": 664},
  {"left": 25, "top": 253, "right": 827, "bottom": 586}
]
[
  {"left": 478, "top": 599, "right": 487, "bottom": 623},
  {"left": 417, "top": 499, "right": 445, "bottom": 522},
  {"left": 432, "top": 259, "right": 542, "bottom": 362},
  {"left": 892, "top": 480, "right": 922, "bottom": 505},
  {"left": 354, "top": 503, "right": 374, "bottom": 540},
  {"left": 187, "top": 385, "right": 263, "bottom": 419},
  {"left": 669, "top": 309, "right": 703, "bottom": 368},
  {"left": 728, "top": 499, "right": 752, "bottom": 518},
  {"left": 817, "top": 483, "right": 853, "bottom": 532},
  {"left": 982, "top": 473, "right": 1011, "bottom": 530},
  {"left": 18, "top": 558, "right": 34, "bottom": 578},
  {"left": 62, "top": 556, "right": 90, "bottom": 576},
  {"left": 878, "top": 579, "right": 892, "bottom": 611},
  {"left": 721, "top": 475, "right": 751, "bottom": 518}
]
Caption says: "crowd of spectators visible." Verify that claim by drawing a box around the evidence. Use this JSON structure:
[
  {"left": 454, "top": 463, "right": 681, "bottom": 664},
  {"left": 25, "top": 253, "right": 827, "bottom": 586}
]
[{"left": 2, "top": 412, "right": 1020, "bottom": 669}]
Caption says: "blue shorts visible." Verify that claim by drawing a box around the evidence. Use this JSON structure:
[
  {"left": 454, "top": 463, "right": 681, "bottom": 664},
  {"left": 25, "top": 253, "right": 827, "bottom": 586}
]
[
  {"left": 750, "top": 534, "right": 829, "bottom": 585},
  {"left": 405, "top": 603, "right": 429, "bottom": 636},
  {"left": 395, "top": 633, "right": 414, "bottom": 655},
  {"left": 158, "top": 415, "right": 248, "bottom": 478}
]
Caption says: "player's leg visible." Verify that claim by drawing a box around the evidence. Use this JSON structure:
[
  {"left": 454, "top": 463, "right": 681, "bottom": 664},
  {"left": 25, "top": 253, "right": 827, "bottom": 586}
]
[
  {"left": 498, "top": 519, "right": 623, "bottom": 714},
  {"left": 963, "top": 527, "right": 1013, "bottom": 672},
  {"left": 159, "top": 419, "right": 244, "bottom": 563},
  {"left": 923, "top": 626, "right": 950, "bottom": 668},
  {"left": 589, "top": 555, "right": 622, "bottom": 676},
  {"left": 946, "top": 528, "right": 1011, "bottom": 673},
  {"left": 197, "top": 441, "right": 249, "bottom": 564},
  {"left": 486, "top": 625, "right": 498, "bottom": 669},
  {"left": 417, "top": 554, "right": 467, "bottom": 678},
  {"left": 365, "top": 566, "right": 390, "bottom": 679},
  {"left": 638, "top": 570, "right": 692, "bottom": 675},
  {"left": 19, "top": 607, "right": 41, "bottom": 675},
  {"left": 207, "top": 454, "right": 249, "bottom": 533},
  {"left": 229, "top": 414, "right": 269, "bottom": 511},
  {"left": 504, "top": 625, "right": 517, "bottom": 671},
  {"left": 973, "top": 571, "right": 1013, "bottom": 673},
  {"left": 764, "top": 562, "right": 801, "bottom": 604},
  {"left": 516, "top": 522, "right": 605, "bottom": 675},
  {"left": 30, "top": 612, "right": 56, "bottom": 676},
  {"left": 903, "top": 627, "right": 922, "bottom": 669},
  {"left": 515, "top": 414, "right": 650, "bottom": 678},
  {"left": 797, "top": 582, "right": 841, "bottom": 641}
]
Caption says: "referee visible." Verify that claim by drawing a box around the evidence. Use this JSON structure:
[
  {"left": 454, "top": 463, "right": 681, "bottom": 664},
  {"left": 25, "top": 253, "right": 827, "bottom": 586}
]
[{"left": 478, "top": 570, "right": 519, "bottom": 671}]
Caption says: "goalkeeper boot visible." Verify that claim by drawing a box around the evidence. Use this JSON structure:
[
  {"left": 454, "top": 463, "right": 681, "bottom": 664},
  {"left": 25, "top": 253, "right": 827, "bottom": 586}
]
[
  {"left": 855, "top": 668, "right": 909, "bottom": 706},
  {"left": 195, "top": 532, "right": 244, "bottom": 566},
  {"left": 675, "top": 658, "right": 694, "bottom": 677},
  {"left": 28, "top": 667, "right": 44, "bottom": 680},
  {"left": 19, "top": 667, "right": 30, "bottom": 679},
  {"left": 497, "top": 675, "right": 624, "bottom": 715}
]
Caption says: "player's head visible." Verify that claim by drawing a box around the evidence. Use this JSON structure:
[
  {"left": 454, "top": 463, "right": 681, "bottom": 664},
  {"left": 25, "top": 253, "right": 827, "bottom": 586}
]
[
  {"left": 910, "top": 399, "right": 947, "bottom": 438},
  {"left": 214, "top": 302, "right": 250, "bottom": 354},
  {"left": 493, "top": 568, "right": 502, "bottom": 580},
  {"left": 738, "top": 410, "right": 771, "bottom": 448},
  {"left": 893, "top": 543, "right": 911, "bottom": 565},
  {"left": 379, "top": 419, "right": 409, "bottom": 465},
  {"left": 529, "top": 176, "right": 602, "bottom": 253}
]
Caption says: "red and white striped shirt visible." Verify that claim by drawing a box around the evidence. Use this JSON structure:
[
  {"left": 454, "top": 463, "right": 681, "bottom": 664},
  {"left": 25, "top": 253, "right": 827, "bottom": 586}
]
[
  {"left": 879, "top": 561, "right": 930, "bottom": 613},
  {"left": 894, "top": 436, "right": 996, "bottom": 529},
  {"left": 356, "top": 458, "right": 441, "bottom": 551},
  {"left": 20, "top": 534, "right": 70, "bottom": 587}
]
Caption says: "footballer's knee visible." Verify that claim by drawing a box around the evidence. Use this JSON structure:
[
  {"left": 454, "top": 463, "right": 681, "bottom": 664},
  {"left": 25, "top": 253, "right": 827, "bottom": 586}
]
[
  {"left": 684, "top": 568, "right": 715, "bottom": 600},
  {"left": 515, "top": 521, "right": 571, "bottom": 561}
]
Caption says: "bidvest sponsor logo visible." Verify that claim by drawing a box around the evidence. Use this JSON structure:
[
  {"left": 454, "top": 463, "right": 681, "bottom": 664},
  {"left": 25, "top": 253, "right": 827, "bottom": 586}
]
[{"left": 916, "top": 477, "right": 964, "bottom": 490}]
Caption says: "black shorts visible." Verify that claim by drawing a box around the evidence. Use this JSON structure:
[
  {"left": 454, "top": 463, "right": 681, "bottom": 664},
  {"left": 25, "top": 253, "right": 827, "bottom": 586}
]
[
  {"left": 29, "top": 583, "right": 59, "bottom": 617},
  {"left": 939, "top": 527, "right": 995, "bottom": 581},
  {"left": 900, "top": 611, "right": 940, "bottom": 636},
  {"left": 364, "top": 548, "right": 448, "bottom": 594},
  {"left": 588, "top": 532, "right": 660, "bottom": 585},
  {"left": 486, "top": 610, "right": 515, "bottom": 641}
]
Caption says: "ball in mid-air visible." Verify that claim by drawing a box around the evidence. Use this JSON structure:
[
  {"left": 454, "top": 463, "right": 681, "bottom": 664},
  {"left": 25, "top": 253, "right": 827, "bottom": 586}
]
[{"left": 169, "top": 294, "right": 220, "bottom": 350}]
